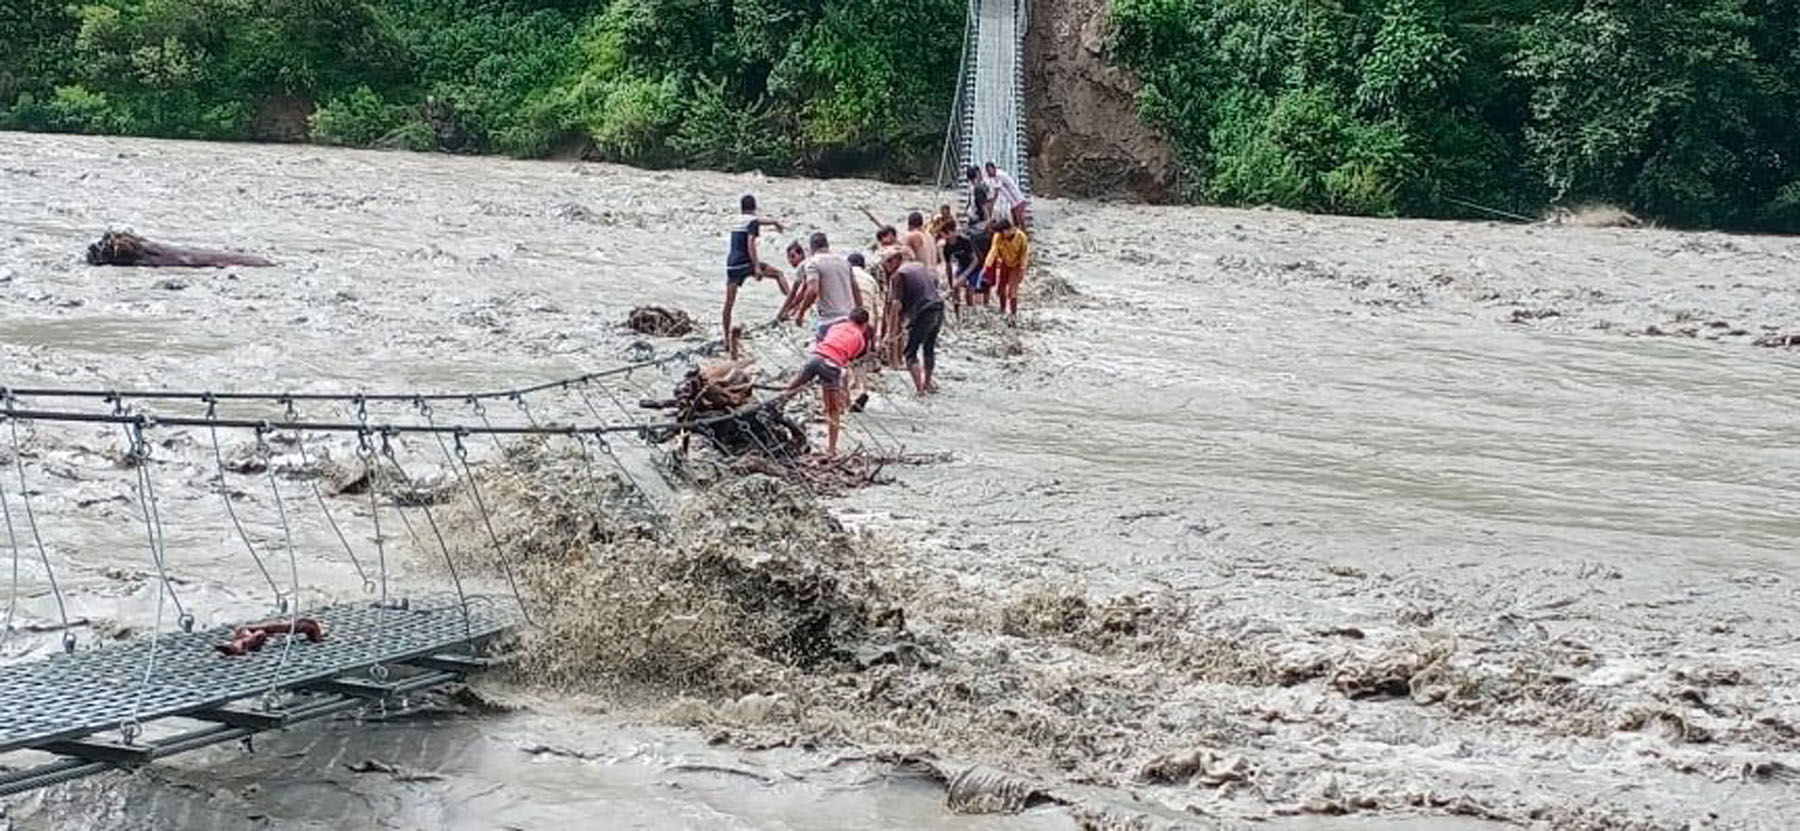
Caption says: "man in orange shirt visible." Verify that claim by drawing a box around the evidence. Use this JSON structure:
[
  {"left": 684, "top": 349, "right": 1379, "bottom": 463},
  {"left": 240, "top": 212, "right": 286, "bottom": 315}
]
[{"left": 776, "top": 308, "right": 871, "bottom": 458}]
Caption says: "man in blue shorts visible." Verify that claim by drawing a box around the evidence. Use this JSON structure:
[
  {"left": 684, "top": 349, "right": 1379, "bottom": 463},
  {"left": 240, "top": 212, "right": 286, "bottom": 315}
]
[{"left": 722, "top": 194, "right": 789, "bottom": 358}]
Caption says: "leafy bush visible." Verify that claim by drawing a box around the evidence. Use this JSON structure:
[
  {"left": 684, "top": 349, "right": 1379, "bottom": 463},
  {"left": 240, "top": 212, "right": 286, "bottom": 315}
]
[
  {"left": 1113, "top": 0, "right": 1800, "bottom": 229},
  {"left": 311, "top": 85, "right": 432, "bottom": 150}
]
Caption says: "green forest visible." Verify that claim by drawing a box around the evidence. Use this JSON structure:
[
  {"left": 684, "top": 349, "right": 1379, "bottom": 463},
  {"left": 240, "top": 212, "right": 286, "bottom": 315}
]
[
  {"left": 1109, "top": 0, "right": 1800, "bottom": 230},
  {"left": 3, "top": 0, "right": 1798, "bottom": 230},
  {"left": 0, "top": 0, "right": 963, "bottom": 176}
]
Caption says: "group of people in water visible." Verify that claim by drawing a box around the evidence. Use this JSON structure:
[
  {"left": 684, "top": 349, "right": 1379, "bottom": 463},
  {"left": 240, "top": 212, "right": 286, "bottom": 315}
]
[{"left": 719, "top": 162, "right": 1033, "bottom": 457}]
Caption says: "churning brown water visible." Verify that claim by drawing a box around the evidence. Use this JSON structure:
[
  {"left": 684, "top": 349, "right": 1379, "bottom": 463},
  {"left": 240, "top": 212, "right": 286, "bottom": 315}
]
[{"left": 0, "top": 132, "right": 1796, "bottom": 829}]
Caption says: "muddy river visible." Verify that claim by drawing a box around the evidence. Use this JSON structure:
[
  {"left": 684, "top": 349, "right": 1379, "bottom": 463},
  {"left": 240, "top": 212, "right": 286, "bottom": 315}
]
[{"left": 0, "top": 133, "right": 1796, "bottom": 830}]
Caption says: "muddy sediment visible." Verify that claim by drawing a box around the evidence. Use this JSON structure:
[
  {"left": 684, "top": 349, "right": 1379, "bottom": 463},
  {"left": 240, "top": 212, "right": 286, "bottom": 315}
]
[{"left": 442, "top": 440, "right": 1800, "bottom": 829}]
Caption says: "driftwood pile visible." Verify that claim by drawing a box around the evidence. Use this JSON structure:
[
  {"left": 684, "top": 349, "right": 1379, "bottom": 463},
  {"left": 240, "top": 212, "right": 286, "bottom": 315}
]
[
  {"left": 627, "top": 304, "right": 696, "bottom": 337},
  {"left": 86, "top": 231, "right": 275, "bottom": 268},
  {"left": 641, "top": 360, "right": 808, "bottom": 457}
]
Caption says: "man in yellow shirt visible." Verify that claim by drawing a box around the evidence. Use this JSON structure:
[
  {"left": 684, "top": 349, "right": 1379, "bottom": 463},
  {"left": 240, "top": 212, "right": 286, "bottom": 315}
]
[{"left": 982, "top": 217, "right": 1030, "bottom": 324}]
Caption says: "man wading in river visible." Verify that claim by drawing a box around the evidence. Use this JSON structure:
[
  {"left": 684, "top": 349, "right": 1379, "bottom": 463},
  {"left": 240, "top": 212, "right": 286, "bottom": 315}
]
[
  {"left": 722, "top": 194, "right": 788, "bottom": 358},
  {"left": 777, "top": 308, "right": 871, "bottom": 459},
  {"left": 965, "top": 165, "right": 994, "bottom": 227},
  {"left": 780, "top": 232, "right": 865, "bottom": 342},
  {"left": 985, "top": 161, "right": 1030, "bottom": 229},
  {"left": 881, "top": 248, "right": 945, "bottom": 396},
  {"left": 984, "top": 217, "right": 1029, "bottom": 324}
]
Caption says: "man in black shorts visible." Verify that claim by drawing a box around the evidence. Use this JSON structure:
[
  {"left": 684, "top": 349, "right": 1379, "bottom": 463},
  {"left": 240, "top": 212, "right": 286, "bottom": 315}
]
[
  {"left": 722, "top": 194, "right": 788, "bottom": 358},
  {"left": 964, "top": 165, "right": 994, "bottom": 227},
  {"left": 881, "top": 248, "right": 946, "bottom": 396},
  {"left": 938, "top": 217, "right": 975, "bottom": 317}
]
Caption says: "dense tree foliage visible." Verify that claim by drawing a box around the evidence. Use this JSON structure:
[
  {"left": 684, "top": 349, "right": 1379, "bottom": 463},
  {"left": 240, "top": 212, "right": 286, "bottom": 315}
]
[
  {"left": 5, "top": 0, "right": 1798, "bottom": 228},
  {"left": 1112, "top": 0, "right": 1800, "bottom": 230},
  {"left": 0, "top": 0, "right": 961, "bottom": 176}
]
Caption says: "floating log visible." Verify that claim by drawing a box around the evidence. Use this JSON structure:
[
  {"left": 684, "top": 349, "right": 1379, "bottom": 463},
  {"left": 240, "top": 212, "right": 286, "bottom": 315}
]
[{"left": 86, "top": 231, "right": 275, "bottom": 268}]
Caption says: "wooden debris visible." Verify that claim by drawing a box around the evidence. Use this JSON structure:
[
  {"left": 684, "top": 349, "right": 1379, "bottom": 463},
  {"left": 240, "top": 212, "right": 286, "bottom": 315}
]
[
  {"left": 640, "top": 360, "right": 808, "bottom": 457},
  {"left": 627, "top": 305, "right": 696, "bottom": 337},
  {"left": 86, "top": 231, "right": 275, "bottom": 268}
]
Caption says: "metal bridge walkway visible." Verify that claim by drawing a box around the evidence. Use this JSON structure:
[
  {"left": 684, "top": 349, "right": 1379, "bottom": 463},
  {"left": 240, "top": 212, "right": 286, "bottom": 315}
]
[
  {"left": 940, "top": 0, "right": 1030, "bottom": 193},
  {"left": 0, "top": 600, "right": 513, "bottom": 796}
]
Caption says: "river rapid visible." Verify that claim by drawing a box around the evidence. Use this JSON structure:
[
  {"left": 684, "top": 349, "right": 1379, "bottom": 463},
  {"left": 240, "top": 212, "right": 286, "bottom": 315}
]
[{"left": 0, "top": 133, "right": 1796, "bottom": 830}]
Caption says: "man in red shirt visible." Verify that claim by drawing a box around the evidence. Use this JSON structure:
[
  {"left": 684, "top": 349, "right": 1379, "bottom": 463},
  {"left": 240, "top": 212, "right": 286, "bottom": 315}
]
[{"left": 776, "top": 307, "right": 871, "bottom": 458}]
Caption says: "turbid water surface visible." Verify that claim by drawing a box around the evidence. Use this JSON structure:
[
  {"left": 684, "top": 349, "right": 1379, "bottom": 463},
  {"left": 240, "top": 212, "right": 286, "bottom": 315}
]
[{"left": 0, "top": 133, "right": 1796, "bottom": 829}]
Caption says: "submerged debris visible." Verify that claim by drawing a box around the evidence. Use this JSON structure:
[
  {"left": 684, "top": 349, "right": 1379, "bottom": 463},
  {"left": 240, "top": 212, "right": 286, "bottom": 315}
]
[
  {"left": 627, "top": 304, "right": 696, "bottom": 337},
  {"left": 85, "top": 230, "right": 275, "bottom": 267},
  {"left": 443, "top": 449, "right": 881, "bottom": 692}
]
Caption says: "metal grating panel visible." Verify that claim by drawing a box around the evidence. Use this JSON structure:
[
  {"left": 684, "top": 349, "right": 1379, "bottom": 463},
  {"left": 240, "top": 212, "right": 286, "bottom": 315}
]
[{"left": 0, "top": 600, "right": 513, "bottom": 754}]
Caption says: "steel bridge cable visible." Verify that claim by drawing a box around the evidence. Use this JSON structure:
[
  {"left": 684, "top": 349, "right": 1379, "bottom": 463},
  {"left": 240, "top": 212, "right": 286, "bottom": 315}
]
[
  {"left": 110, "top": 405, "right": 192, "bottom": 630},
  {"left": 3, "top": 406, "right": 75, "bottom": 653},
  {"left": 579, "top": 375, "right": 684, "bottom": 491},
  {"left": 378, "top": 433, "right": 475, "bottom": 647},
  {"left": 0, "top": 433, "right": 23, "bottom": 653},
  {"left": 282, "top": 399, "right": 375, "bottom": 595},
  {"left": 415, "top": 402, "right": 533, "bottom": 628},
  {"left": 351, "top": 420, "right": 396, "bottom": 684},
  {"left": 121, "top": 422, "right": 168, "bottom": 745},
  {"left": 0, "top": 320, "right": 783, "bottom": 407},
  {"left": 257, "top": 424, "right": 304, "bottom": 710},
  {"left": 568, "top": 386, "right": 666, "bottom": 521},
  {"left": 204, "top": 402, "right": 284, "bottom": 611},
  {"left": 0, "top": 402, "right": 782, "bottom": 438}
]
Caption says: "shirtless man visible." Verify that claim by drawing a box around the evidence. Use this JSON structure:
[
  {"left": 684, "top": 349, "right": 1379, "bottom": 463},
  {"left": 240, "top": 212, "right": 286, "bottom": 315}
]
[
  {"left": 722, "top": 194, "right": 788, "bottom": 358},
  {"left": 874, "top": 224, "right": 904, "bottom": 255},
  {"left": 903, "top": 212, "right": 945, "bottom": 287}
]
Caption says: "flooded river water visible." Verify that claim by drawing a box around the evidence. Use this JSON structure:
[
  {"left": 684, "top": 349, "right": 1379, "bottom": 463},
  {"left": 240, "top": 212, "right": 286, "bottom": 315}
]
[{"left": 0, "top": 133, "right": 1796, "bottom": 829}]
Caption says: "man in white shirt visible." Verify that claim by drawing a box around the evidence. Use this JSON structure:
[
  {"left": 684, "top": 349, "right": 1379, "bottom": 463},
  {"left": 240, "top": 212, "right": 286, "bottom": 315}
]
[{"left": 984, "top": 161, "right": 1030, "bottom": 229}]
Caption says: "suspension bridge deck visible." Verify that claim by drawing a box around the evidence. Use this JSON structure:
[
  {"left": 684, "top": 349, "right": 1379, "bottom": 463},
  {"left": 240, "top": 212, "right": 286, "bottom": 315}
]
[
  {"left": 942, "top": 0, "right": 1030, "bottom": 193},
  {"left": 0, "top": 600, "right": 513, "bottom": 796}
]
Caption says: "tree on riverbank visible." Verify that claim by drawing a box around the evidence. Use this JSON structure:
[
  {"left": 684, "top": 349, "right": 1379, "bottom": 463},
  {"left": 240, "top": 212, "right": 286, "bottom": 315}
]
[
  {"left": 1109, "top": 0, "right": 1800, "bottom": 231},
  {"left": 0, "top": 0, "right": 960, "bottom": 178}
]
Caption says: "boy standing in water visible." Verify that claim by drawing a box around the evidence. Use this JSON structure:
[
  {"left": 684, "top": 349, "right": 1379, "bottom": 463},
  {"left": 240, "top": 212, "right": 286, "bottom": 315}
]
[
  {"left": 938, "top": 218, "right": 975, "bottom": 317},
  {"left": 778, "top": 308, "right": 871, "bottom": 459},
  {"left": 983, "top": 217, "right": 1029, "bottom": 323},
  {"left": 722, "top": 194, "right": 788, "bottom": 358}
]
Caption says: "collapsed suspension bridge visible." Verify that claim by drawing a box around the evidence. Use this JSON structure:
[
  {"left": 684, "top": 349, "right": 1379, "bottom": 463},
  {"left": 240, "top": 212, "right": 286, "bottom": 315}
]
[
  {"left": 0, "top": 0, "right": 1028, "bottom": 797},
  {"left": 0, "top": 323, "right": 882, "bottom": 797}
]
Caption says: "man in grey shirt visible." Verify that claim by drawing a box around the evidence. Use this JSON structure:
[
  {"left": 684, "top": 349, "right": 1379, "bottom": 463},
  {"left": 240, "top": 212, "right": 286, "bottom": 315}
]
[{"left": 780, "top": 232, "right": 865, "bottom": 341}]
